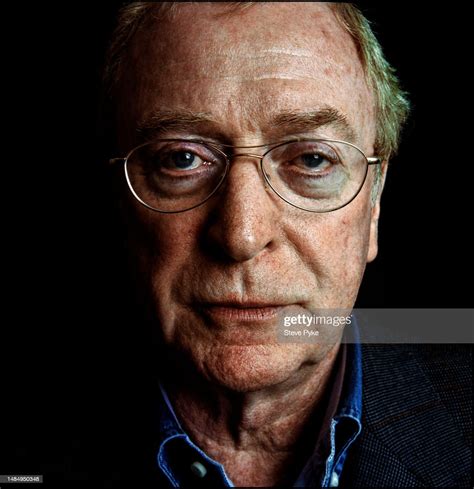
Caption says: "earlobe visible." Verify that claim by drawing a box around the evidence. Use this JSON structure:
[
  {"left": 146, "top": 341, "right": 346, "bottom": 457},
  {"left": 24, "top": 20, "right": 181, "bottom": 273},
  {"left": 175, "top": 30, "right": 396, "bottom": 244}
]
[{"left": 367, "top": 161, "right": 388, "bottom": 263}]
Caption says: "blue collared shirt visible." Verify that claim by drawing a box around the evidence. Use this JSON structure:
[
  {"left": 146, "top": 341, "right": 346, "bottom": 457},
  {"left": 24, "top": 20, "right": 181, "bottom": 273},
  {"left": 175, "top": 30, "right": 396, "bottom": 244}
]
[{"left": 155, "top": 321, "right": 362, "bottom": 487}]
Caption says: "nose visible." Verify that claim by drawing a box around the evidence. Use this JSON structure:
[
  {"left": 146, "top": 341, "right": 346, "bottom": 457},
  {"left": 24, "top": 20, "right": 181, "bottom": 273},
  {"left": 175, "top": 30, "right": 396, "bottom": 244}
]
[{"left": 205, "top": 157, "right": 280, "bottom": 262}]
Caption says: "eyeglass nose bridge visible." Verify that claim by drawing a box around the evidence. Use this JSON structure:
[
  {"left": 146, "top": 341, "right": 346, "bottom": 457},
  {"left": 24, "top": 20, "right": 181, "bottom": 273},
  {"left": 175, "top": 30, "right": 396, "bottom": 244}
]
[
  {"left": 232, "top": 152, "right": 264, "bottom": 160},
  {"left": 226, "top": 152, "right": 272, "bottom": 187}
]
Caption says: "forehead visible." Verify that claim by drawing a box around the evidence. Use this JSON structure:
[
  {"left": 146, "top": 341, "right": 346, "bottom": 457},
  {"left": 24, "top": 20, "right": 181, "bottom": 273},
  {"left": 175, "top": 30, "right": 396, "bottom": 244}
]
[{"left": 118, "top": 2, "right": 375, "bottom": 146}]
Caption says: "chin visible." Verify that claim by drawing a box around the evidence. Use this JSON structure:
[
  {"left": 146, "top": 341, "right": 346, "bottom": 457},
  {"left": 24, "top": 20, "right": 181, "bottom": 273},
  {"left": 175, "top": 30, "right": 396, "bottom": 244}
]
[{"left": 197, "top": 343, "right": 324, "bottom": 393}]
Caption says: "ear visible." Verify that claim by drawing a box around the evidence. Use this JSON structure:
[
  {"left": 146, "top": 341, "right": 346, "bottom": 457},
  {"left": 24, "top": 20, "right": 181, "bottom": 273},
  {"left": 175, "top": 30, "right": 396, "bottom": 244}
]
[{"left": 367, "top": 161, "right": 388, "bottom": 263}]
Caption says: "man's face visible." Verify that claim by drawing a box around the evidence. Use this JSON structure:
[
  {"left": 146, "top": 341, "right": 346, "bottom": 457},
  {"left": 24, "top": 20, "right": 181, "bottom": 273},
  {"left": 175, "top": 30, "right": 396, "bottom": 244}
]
[{"left": 117, "top": 3, "right": 381, "bottom": 391}]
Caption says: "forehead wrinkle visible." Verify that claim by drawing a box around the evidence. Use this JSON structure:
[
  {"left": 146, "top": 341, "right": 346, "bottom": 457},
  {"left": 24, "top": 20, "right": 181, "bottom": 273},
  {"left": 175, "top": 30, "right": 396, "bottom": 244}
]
[
  {"left": 176, "top": 47, "right": 315, "bottom": 60},
  {"left": 150, "top": 74, "right": 334, "bottom": 83},
  {"left": 243, "top": 47, "right": 314, "bottom": 58},
  {"left": 159, "top": 50, "right": 347, "bottom": 83}
]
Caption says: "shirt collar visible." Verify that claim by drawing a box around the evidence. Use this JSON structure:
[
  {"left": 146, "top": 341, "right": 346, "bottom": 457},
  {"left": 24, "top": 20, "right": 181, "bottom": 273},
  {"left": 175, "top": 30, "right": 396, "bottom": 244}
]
[
  {"left": 326, "top": 318, "right": 362, "bottom": 486},
  {"left": 155, "top": 382, "right": 234, "bottom": 486},
  {"left": 294, "top": 317, "right": 362, "bottom": 487},
  {"left": 338, "top": 316, "right": 362, "bottom": 420}
]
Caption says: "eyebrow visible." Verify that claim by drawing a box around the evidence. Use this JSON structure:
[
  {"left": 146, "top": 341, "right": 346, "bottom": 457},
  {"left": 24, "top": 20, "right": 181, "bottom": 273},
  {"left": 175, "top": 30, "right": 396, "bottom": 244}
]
[
  {"left": 137, "top": 110, "right": 219, "bottom": 140},
  {"left": 271, "top": 107, "right": 356, "bottom": 143},
  {"left": 136, "top": 105, "right": 356, "bottom": 143}
]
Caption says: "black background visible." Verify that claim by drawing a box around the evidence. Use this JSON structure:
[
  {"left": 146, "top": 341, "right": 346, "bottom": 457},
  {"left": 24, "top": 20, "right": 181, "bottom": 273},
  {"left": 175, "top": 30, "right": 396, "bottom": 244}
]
[{"left": 2, "top": 2, "right": 472, "bottom": 486}]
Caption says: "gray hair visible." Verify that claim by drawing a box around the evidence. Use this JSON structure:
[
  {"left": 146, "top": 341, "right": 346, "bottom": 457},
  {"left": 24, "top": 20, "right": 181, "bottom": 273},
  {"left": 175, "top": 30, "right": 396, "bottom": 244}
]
[{"left": 103, "top": 2, "right": 410, "bottom": 164}]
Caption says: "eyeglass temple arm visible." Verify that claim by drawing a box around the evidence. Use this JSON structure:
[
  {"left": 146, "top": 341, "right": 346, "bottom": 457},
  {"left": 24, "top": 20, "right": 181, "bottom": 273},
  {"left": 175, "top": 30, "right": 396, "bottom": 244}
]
[
  {"left": 367, "top": 157, "right": 381, "bottom": 165},
  {"left": 109, "top": 158, "right": 126, "bottom": 166}
]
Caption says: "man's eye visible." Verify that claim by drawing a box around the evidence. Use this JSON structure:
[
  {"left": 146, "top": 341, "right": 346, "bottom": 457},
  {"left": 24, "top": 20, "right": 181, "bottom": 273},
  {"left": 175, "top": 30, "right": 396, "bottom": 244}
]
[
  {"left": 290, "top": 152, "right": 337, "bottom": 173},
  {"left": 298, "top": 153, "right": 331, "bottom": 171},
  {"left": 159, "top": 150, "right": 204, "bottom": 171},
  {"left": 272, "top": 142, "right": 341, "bottom": 176}
]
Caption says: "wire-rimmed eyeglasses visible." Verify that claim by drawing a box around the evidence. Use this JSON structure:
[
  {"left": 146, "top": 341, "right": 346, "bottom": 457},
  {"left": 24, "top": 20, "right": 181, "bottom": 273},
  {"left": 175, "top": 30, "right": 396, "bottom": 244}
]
[{"left": 109, "top": 138, "right": 381, "bottom": 213}]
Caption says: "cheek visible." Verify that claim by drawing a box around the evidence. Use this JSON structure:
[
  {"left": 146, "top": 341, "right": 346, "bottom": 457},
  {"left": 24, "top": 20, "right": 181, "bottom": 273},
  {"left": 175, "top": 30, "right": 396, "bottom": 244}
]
[
  {"left": 336, "top": 210, "right": 372, "bottom": 285},
  {"left": 124, "top": 201, "right": 204, "bottom": 291},
  {"left": 285, "top": 194, "right": 372, "bottom": 308}
]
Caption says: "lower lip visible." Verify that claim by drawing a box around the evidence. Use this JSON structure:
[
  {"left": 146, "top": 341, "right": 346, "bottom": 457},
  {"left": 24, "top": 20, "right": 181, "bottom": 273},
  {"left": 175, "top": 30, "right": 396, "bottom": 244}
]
[{"left": 200, "top": 305, "right": 284, "bottom": 322}]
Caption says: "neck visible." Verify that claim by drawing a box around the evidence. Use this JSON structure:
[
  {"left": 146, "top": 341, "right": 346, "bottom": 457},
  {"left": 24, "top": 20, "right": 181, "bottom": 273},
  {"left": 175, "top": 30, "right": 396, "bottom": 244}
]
[{"left": 162, "top": 342, "right": 341, "bottom": 486}]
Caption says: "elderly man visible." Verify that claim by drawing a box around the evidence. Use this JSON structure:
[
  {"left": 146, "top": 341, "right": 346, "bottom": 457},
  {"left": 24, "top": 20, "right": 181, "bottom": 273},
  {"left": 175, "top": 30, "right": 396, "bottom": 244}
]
[{"left": 101, "top": 2, "right": 471, "bottom": 487}]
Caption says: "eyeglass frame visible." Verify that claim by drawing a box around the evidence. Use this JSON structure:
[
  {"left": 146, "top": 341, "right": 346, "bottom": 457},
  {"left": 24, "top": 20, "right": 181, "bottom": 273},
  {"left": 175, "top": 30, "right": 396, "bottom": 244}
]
[{"left": 109, "top": 138, "right": 381, "bottom": 214}]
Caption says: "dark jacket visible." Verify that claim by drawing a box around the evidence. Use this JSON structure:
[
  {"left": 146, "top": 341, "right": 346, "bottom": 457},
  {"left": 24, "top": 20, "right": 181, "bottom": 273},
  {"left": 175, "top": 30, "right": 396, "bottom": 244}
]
[{"left": 341, "top": 344, "right": 472, "bottom": 488}]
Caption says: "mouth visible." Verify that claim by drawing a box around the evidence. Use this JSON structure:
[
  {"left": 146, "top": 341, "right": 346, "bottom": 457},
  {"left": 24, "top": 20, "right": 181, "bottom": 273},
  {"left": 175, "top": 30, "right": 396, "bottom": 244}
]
[{"left": 196, "top": 301, "right": 295, "bottom": 323}]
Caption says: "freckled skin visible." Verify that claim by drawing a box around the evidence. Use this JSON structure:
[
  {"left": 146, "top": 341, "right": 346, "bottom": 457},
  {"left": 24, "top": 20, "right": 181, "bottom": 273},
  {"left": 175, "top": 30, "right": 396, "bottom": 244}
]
[{"left": 116, "top": 2, "right": 386, "bottom": 486}]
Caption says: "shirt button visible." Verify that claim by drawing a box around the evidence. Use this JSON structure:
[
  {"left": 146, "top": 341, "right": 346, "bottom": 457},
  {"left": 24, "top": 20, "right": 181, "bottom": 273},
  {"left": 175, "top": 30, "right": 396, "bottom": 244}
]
[
  {"left": 190, "top": 461, "right": 207, "bottom": 478},
  {"left": 330, "top": 471, "right": 339, "bottom": 487}
]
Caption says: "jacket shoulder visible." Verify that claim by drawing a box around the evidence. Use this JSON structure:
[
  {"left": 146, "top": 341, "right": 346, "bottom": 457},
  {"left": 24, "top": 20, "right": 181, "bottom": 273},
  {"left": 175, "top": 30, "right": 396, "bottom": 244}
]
[{"left": 342, "top": 344, "right": 472, "bottom": 488}]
